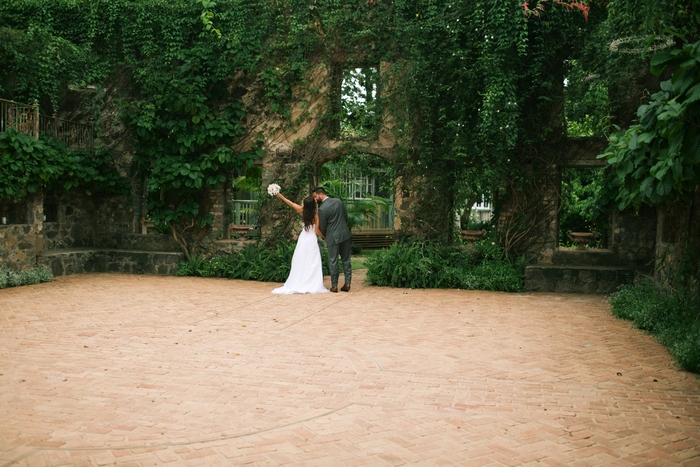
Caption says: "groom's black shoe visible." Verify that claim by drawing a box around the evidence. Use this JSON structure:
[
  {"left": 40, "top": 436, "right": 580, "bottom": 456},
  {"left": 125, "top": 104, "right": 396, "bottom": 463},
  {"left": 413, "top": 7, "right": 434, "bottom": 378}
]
[
  {"left": 341, "top": 284, "right": 351, "bottom": 292},
  {"left": 330, "top": 286, "right": 338, "bottom": 293}
]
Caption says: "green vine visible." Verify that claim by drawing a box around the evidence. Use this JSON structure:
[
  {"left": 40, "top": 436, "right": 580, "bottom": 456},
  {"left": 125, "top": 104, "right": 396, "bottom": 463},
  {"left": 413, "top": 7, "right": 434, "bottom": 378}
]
[
  {"left": 0, "top": 128, "right": 127, "bottom": 201},
  {"left": 1, "top": 0, "right": 698, "bottom": 257},
  {"left": 259, "top": 162, "right": 317, "bottom": 247},
  {"left": 599, "top": 39, "right": 700, "bottom": 210}
]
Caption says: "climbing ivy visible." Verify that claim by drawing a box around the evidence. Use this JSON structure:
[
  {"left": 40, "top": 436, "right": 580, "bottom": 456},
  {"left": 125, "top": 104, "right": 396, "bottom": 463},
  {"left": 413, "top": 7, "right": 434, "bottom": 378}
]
[
  {"left": 599, "top": 39, "right": 700, "bottom": 210},
  {"left": 0, "top": 128, "right": 127, "bottom": 201},
  {"left": 1, "top": 0, "right": 698, "bottom": 254}
]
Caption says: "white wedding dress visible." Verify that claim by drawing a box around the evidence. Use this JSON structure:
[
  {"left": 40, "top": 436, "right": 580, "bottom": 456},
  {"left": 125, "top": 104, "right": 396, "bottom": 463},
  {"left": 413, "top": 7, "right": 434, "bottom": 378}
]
[{"left": 272, "top": 224, "right": 329, "bottom": 294}]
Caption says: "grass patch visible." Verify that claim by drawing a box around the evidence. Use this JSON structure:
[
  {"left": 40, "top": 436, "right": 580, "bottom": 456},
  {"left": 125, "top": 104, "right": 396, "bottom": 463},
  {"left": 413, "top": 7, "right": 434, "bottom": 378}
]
[
  {"left": 610, "top": 279, "right": 700, "bottom": 373},
  {"left": 351, "top": 259, "right": 367, "bottom": 270}
]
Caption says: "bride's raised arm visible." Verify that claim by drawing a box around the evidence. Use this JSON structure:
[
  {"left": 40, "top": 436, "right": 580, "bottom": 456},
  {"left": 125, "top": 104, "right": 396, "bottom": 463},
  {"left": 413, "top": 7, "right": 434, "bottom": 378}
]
[{"left": 275, "top": 192, "right": 303, "bottom": 213}]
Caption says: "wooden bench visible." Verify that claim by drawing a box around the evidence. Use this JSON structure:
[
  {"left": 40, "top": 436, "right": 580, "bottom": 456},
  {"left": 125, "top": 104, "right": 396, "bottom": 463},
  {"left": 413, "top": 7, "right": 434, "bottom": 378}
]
[{"left": 352, "top": 230, "right": 395, "bottom": 250}]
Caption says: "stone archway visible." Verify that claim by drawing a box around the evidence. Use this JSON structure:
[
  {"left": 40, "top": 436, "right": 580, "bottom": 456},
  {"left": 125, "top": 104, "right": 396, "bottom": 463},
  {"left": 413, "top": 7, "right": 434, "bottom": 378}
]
[
  {"left": 315, "top": 149, "right": 396, "bottom": 249},
  {"left": 258, "top": 141, "right": 400, "bottom": 245}
]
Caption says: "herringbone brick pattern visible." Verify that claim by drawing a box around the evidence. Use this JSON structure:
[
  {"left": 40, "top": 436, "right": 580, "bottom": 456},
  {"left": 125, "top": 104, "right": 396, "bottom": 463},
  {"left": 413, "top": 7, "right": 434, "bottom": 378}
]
[{"left": 1, "top": 273, "right": 698, "bottom": 466}]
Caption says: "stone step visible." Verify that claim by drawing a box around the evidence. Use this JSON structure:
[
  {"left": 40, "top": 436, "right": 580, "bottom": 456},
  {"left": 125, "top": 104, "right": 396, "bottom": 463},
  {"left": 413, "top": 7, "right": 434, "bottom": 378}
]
[
  {"left": 38, "top": 248, "right": 185, "bottom": 277},
  {"left": 524, "top": 264, "right": 649, "bottom": 294}
]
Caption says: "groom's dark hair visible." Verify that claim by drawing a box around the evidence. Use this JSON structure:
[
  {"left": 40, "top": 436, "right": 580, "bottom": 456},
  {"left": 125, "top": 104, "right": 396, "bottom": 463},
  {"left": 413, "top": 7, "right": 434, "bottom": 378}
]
[{"left": 313, "top": 187, "right": 327, "bottom": 195}]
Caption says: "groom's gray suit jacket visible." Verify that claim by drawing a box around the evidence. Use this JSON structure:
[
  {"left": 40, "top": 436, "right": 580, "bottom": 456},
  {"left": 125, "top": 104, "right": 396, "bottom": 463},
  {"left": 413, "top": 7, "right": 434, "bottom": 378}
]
[{"left": 318, "top": 198, "right": 352, "bottom": 246}]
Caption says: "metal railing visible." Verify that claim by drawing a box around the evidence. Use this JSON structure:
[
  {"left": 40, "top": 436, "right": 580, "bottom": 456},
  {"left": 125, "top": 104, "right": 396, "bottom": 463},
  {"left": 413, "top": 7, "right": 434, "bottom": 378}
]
[
  {"left": 231, "top": 200, "right": 258, "bottom": 226},
  {"left": 0, "top": 99, "right": 38, "bottom": 137},
  {"left": 348, "top": 201, "right": 395, "bottom": 231},
  {"left": 1, "top": 98, "right": 93, "bottom": 150},
  {"left": 39, "top": 114, "right": 93, "bottom": 150},
  {"left": 471, "top": 197, "right": 493, "bottom": 222}
]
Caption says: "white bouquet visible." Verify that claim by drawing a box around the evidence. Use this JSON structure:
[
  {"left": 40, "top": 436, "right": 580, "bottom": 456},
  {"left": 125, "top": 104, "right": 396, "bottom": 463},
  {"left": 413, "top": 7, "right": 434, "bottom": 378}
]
[{"left": 267, "top": 183, "right": 281, "bottom": 196}]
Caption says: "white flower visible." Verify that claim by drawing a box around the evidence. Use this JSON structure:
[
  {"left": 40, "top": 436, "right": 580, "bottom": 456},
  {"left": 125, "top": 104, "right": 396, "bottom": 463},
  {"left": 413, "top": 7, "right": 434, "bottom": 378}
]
[{"left": 267, "top": 184, "right": 281, "bottom": 196}]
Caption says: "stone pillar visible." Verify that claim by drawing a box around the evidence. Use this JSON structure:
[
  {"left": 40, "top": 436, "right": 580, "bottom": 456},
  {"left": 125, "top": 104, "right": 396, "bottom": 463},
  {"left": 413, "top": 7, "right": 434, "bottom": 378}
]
[
  {"left": 539, "top": 164, "right": 561, "bottom": 264},
  {"left": 131, "top": 177, "right": 144, "bottom": 234},
  {"left": 392, "top": 182, "right": 420, "bottom": 238},
  {"left": 29, "top": 191, "right": 45, "bottom": 256},
  {"left": 259, "top": 150, "right": 306, "bottom": 241},
  {"left": 224, "top": 174, "right": 233, "bottom": 239},
  {"left": 206, "top": 185, "right": 226, "bottom": 240},
  {"left": 495, "top": 162, "right": 560, "bottom": 263}
]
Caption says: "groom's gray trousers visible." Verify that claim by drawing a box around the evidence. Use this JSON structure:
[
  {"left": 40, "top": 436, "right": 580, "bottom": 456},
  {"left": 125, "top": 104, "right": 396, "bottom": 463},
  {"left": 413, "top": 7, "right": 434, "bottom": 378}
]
[{"left": 327, "top": 238, "right": 352, "bottom": 287}]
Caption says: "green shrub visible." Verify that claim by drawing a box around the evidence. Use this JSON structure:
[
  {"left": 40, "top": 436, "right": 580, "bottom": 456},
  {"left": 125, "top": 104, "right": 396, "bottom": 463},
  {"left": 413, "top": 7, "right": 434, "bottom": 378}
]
[
  {"left": 610, "top": 279, "right": 700, "bottom": 373},
  {"left": 176, "top": 255, "right": 207, "bottom": 277},
  {"left": 176, "top": 240, "right": 329, "bottom": 283},
  {"left": 8, "top": 270, "right": 24, "bottom": 287},
  {"left": 365, "top": 238, "right": 523, "bottom": 292},
  {"left": 464, "top": 262, "right": 524, "bottom": 292},
  {"left": 0, "top": 266, "right": 53, "bottom": 289},
  {"left": 665, "top": 322, "right": 700, "bottom": 374}
]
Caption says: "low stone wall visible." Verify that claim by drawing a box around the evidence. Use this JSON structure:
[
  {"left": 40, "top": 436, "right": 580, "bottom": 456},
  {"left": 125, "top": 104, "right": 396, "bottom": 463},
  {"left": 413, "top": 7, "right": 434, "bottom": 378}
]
[
  {"left": 524, "top": 264, "right": 641, "bottom": 294},
  {"left": 38, "top": 249, "right": 184, "bottom": 277},
  {"left": 120, "top": 234, "right": 181, "bottom": 252},
  {"left": 0, "top": 224, "right": 40, "bottom": 271},
  {"left": 211, "top": 239, "right": 253, "bottom": 256},
  {"left": 551, "top": 248, "right": 621, "bottom": 267},
  {"left": 42, "top": 192, "right": 136, "bottom": 250}
]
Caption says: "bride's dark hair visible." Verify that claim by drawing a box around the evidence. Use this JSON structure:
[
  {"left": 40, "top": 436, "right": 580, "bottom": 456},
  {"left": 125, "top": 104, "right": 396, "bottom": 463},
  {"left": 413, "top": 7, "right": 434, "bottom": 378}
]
[{"left": 302, "top": 196, "right": 317, "bottom": 231}]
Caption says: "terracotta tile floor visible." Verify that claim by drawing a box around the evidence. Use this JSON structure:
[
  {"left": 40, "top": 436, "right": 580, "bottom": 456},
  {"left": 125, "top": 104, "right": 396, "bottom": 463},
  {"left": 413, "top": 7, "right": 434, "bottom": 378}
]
[{"left": 1, "top": 272, "right": 699, "bottom": 466}]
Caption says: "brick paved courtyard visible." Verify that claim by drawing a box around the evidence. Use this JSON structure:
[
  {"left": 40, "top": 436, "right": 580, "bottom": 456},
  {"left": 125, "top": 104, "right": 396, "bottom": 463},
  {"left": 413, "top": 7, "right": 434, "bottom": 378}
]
[{"left": 1, "top": 272, "right": 699, "bottom": 466}]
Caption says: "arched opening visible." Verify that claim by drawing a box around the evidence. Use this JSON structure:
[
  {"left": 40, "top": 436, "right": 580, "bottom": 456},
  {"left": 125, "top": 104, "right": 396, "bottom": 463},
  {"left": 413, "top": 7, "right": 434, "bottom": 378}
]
[
  {"left": 338, "top": 66, "right": 380, "bottom": 140},
  {"left": 558, "top": 55, "right": 613, "bottom": 251},
  {"left": 559, "top": 166, "right": 607, "bottom": 250},
  {"left": 317, "top": 151, "right": 395, "bottom": 250},
  {"left": 0, "top": 199, "right": 28, "bottom": 225},
  {"left": 229, "top": 165, "right": 262, "bottom": 238}
]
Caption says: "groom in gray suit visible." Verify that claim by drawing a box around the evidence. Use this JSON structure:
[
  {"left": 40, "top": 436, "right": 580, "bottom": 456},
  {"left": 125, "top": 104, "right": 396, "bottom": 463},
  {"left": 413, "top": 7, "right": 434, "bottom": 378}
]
[{"left": 313, "top": 187, "right": 352, "bottom": 293}]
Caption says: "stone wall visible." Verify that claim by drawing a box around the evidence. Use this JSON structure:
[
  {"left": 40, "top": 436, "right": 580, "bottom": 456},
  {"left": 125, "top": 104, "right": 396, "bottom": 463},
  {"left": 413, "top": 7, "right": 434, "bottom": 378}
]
[
  {"left": 607, "top": 205, "right": 657, "bottom": 268},
  {"left": 259, "top": 161, "right": 307, "bottom": 241},
  {"left": 654, "top": 190, "right": 700, "bottom": 286},
  {"left": 0, "top": 192, "right": 44, "bottom": 271},
  {"left": 38, "top": 249, "right": 184, "bottom": 277},
  {"left": 1, "top": 56, "right": 671, "bottom": 282},
  {"left": 42, "top": 194, "right": 97, "bottom": 250},
  {"left": 496, "top": 162, "right": 561, "bottom": 264},
  {"left": 40, "top": 191, "right": 135, "bottom": 250},
  {"left": 0, "top": 224, "right": 38, "bottom": 271}
]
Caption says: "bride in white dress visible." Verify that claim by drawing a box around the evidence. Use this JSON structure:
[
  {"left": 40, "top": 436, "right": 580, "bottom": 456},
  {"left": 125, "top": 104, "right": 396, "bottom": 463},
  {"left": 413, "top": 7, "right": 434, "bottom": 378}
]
[{"left": 272, "top": 193, "right": 329, "bottom": 294}]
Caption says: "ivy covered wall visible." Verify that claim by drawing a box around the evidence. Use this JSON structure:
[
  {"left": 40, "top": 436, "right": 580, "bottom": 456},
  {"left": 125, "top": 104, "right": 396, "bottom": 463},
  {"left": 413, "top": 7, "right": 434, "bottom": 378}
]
[{"left": 0, "top": 0, "right": 698, "bottom": 282}]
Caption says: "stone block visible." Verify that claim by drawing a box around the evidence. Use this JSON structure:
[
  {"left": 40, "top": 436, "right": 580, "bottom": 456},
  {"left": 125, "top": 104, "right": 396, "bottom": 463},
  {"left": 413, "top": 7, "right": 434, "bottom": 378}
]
[
  {"left": 37, "top": 248, "right": 185, "bottom": 277},
  {"left": 551, "top": 248, "right": 619, "bottom": 267},
  {"left": 525, "top": 265, "right": 640, "bottom": 294}
]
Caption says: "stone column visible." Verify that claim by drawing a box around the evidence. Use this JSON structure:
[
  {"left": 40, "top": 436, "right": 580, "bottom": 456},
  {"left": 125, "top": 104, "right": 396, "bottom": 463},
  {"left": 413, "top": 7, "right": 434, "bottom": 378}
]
[
  {"left": 131, "top": 177, "right": 144, "bottom": 234},
  {"left": 29, "top": 191, "right": 45, "bottom": 260},
  {"left": 259, "top": 150, "right": 305, "bottom": 241},
  {"left": 223, "top": 174, "right": 233, "bottom": 239},
  {"left": 205, "top": 185, "right": 226, "bottom": 240}
]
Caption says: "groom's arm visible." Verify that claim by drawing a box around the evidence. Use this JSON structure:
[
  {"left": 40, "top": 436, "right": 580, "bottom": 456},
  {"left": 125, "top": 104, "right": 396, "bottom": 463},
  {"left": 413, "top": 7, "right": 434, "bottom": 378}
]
[
  {"left": 318, "top": 205, "right": 328, "bottom": 236},
  {"left": 314, "top": 214, "right": 325, "bottom": 240}
]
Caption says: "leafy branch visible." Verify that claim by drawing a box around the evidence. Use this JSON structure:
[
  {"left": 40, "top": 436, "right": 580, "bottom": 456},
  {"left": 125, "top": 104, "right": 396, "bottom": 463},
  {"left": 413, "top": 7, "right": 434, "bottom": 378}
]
[{"left": 599, "top": 39, "right": 700, "bottom": 210}]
